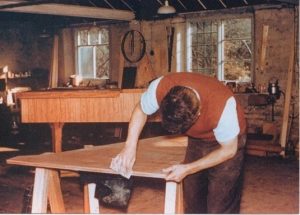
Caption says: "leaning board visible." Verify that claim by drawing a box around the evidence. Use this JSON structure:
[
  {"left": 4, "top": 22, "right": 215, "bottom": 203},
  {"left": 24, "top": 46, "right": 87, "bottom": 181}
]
[{"left": 7, "top": 135, "right": 187, "bottom": 179}]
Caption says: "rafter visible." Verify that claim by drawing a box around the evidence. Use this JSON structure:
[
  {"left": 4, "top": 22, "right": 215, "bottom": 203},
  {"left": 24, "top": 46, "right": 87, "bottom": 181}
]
[
  {"left": 120, "top": 0, "right": 134, "bottom": 12},
  {"left": 218, "top": 0, "right": 227, "bottom": 8},
  {"left": 196, "top": 0, "right": 207, "bottom": 9},
  {"left": 0, "top": 1, "right": 134, "bottom": 21},
  {"left": 177, "top": 0, "right": 187, "bottom": 10}
]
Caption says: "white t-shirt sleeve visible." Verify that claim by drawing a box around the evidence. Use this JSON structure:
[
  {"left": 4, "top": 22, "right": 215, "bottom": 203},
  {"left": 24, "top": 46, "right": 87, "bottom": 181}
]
[
  {"left": 213, "top": 96, "right": 240, "bottom": 143},
  {"left": 140, "top": 77, "right": 163, "bottom": 115}
]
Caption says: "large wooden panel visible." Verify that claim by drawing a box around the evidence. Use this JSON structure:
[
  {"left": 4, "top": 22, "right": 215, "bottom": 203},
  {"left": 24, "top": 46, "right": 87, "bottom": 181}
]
[{"left": 7, "top": 135, "right": 187, "bottom": 179}]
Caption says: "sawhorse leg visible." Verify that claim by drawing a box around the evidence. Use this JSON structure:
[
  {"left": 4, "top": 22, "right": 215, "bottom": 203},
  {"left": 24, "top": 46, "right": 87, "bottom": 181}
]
[
  {"left": 83, "top": 183, "right": 100, "bottom": 214},
  {"left": 31, "top": 168, "right": 65, "bottom": 213},
  {"left": 164, "top": 181, "right": 184, "bottom": 214}
]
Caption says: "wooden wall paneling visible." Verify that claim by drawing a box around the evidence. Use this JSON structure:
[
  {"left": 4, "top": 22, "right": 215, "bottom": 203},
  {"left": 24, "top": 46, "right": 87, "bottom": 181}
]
[{"left": 136, "top": 54, "right": 156, "bottom": 88}]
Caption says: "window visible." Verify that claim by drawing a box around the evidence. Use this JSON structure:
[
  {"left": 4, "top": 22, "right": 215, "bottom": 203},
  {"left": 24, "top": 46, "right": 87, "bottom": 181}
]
[
  {"left": 187, "top": 18, "right": 252, "bottom": 82},
  {"left": 76, "top": 27, "right": 110, "bottom": 79}
]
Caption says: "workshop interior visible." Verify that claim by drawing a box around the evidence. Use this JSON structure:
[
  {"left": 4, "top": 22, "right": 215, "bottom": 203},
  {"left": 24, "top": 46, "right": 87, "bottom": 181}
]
[{"left": 0, "top": 0, "right": 299, "bottom": 214}]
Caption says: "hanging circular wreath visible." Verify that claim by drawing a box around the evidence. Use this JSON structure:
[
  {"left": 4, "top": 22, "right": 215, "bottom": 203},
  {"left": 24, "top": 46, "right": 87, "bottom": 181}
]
[{"left": 121, "top": 30, "right": 146, "bottom": 63}]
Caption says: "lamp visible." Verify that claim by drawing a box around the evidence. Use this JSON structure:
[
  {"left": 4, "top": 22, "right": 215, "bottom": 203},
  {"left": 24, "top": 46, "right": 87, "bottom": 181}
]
[{"left": 158, "top": 0, "right": 176, "bottom": 14}]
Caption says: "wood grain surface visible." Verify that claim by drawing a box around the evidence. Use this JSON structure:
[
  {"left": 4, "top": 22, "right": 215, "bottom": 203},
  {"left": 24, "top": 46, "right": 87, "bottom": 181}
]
[
  {"left": 7, "top": 135, "right": 187, "bottom": 179},
  {"left": 17, "top": 89, "right": 146, "bottom": 123}
]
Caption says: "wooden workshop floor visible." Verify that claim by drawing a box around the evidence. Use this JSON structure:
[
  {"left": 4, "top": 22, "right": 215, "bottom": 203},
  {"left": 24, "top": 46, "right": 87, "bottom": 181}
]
[{"left": 0, "top": 124, "right": 299, "bottom": 214}]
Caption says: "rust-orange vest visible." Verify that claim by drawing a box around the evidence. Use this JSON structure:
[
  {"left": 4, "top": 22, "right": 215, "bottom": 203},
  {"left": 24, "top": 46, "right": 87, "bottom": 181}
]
[{"left": 156, "top": 72, "right": 246, "bottom": 141}]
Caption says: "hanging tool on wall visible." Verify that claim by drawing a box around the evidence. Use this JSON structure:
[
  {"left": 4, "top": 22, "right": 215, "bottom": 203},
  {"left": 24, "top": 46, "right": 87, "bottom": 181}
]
[
  {"left": 166, "top": 26, "right": 175, "bottom": 72},
  {"left": 259, "top": 25, "right": 269, "bottom": 74}
]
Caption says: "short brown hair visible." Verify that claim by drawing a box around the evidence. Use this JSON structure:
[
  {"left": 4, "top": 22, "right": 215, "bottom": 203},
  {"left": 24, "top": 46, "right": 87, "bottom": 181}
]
[{"left": 160, "top": 86, "right": 200, "bottom": 134}]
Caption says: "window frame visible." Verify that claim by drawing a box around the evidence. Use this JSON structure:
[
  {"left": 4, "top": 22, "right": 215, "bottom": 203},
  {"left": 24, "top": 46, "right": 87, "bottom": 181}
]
[
  {"left": 75, "top": 26, "right": 110, "bottom": 80},
  {"left": 186, "top": 15, "right": 254, "bottom": 83}
]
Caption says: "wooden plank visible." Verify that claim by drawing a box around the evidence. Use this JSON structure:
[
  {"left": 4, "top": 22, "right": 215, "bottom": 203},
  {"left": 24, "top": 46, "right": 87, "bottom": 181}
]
[
  {"left": 48, "top": 170, "right": 66, "bottom": 213},
  {"left": 176, "top": 182, "right": 184, "bottom": 214},
  {"left": 0, "top": 1, "right": 134, "bottom": 21},
  {"left": 246, "top": 141, "right": 282, "bottom": 153},
  {"left": 246, "top": 149, "right": 267, "bottom": 157},
  {"left": 83, "top": 184, "right": 90, "bottom": 213},
  {"left": 259, "top": 25, "right": 269, "bottom": 74},
  {"left": 49, "top": 35, "right": 59, "bottom": 88},
  {"left": 7, "top": 135, "right": 187, "bottom": 179},
  {"left": 31, "top": 168, "right": 50, "bottom": 213},
  {"left": 279, "top": 45, "right": 295, "bottom": 149}
]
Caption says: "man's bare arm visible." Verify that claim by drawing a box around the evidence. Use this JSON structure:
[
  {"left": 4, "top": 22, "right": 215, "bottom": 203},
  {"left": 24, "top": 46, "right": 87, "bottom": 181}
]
[
  {"left": 163, "top": 137, "right": 238, "bottom": 182},
  {"left": 112, "top": 102, "right": 148, "bottom": 173}
]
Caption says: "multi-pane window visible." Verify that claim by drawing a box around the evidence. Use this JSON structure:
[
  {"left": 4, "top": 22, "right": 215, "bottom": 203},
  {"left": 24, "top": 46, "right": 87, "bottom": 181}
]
[
  {"left": 187, "top": 18, "right": 252, "bottom": 82},
  {"left": 76, "top": 27, "right": 109, "bottom": 79}
]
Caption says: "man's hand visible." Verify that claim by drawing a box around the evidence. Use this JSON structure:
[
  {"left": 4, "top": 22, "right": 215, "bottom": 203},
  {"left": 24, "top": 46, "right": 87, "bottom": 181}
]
[
  {"left": 110, "top": 146, "right": 136, "bottom": 178},
  {"left": 162, "top": 164, "right": 190, "bottom": 182}
]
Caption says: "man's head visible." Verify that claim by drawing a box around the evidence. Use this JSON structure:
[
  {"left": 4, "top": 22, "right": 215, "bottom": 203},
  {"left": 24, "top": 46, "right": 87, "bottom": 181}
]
[{"left": 160, "top": 86, "right": 201, "bottom": 134}]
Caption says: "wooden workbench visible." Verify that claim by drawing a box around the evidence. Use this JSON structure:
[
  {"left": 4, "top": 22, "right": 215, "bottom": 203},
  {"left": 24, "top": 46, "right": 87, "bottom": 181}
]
[
  {"left": 7, "top": 135, "right": 187, "bottom": 214},
  {"left": 17, "top": 88, "right": 158, "bottom": 152}
]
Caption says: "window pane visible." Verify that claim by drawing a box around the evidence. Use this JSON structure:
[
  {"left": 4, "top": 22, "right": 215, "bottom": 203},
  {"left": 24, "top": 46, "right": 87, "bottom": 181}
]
[
  {"left": 224, "top": 40, "right": 252, "bottom": 61},
  {"left": 100, "top": 29, "right": 109, "bottom": 44},
  {"left": 78, "top": 47, "right": 94, "bottom": 78},
  {"left": 76, "top": 27, "right": 110, "bottom": 80},
  {"left": 188, "top": 20, "right": 217, "bottom": 77},
  {"left": 96, "top": 46, "right": 109, "bottom": 78},
  {"left": 89, "top": 28, "right": 99, "bottom": 45},
  {"left": 195, "top": 33, "right": 205, "bottom": 44},
  {"left": 187, "top": 18, "right": 251, "bottom": 81},
  {"left": 78, "top": 30, "right": 89, "bottom": 46},
  {"left": 224, "top": 19, "right": 251, "bottom": 39},
  {"left": 224, "top": 60, "right": 251, "bottom": 81}
]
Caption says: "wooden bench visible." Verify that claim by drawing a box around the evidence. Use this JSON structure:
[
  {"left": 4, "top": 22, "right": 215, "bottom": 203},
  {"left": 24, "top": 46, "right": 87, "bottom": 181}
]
[{"left": 7, "top": 135, "right": 187, "bottom": 214}]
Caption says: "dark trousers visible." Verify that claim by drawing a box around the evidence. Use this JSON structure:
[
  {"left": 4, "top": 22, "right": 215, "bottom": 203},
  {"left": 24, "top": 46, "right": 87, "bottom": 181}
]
[{"left": 183, "top": 135, "right": 246, "bottom": 214}]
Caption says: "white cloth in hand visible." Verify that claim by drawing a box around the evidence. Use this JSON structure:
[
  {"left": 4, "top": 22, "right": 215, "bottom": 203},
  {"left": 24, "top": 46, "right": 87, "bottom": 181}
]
[{"left": 110, "top": 156, "right": 132, "bottom": 179}]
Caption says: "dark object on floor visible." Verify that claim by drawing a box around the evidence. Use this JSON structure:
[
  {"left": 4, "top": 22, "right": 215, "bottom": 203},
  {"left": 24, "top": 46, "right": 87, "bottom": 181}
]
[{"left": 80, "top": 173, "right": 133, "bottom": 208}]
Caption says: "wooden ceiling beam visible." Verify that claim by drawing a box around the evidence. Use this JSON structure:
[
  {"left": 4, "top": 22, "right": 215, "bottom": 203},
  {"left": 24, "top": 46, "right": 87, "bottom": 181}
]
[{"left": 0, "top": 1, "right": 135, "bottom": 21}]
